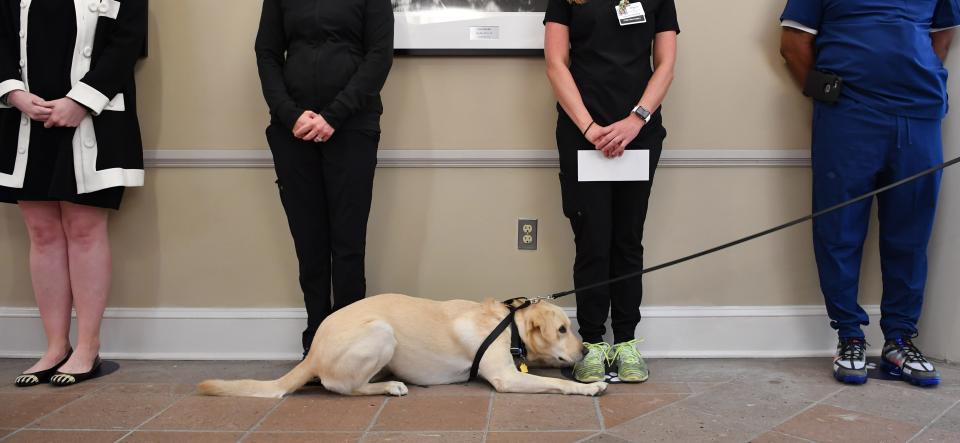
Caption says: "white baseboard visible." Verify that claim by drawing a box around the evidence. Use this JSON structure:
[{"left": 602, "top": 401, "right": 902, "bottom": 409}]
[
  {"left": 0, "top": 304, "right": 882, "bottom": 360},
  {"left": 143, "top": 149, "right": 812, "bottom": 169}
]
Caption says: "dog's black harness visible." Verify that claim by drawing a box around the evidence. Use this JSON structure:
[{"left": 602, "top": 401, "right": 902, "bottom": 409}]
[{"left": 469, "top": 298, "right": 531, "bottom": 381}]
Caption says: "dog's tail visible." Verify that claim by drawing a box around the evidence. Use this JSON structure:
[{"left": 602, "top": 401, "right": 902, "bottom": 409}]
[{"left": 197, "top": 359, "right": 315, "bottom": 399}]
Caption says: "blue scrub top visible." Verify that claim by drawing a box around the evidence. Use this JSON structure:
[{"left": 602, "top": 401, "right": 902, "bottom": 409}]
[{"left": 781, "top": 0, "right": 960, "bottom": 119}]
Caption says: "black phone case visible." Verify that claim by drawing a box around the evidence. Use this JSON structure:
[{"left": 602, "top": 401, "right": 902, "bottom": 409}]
[{"left": 804, "top": 70, "right": 843, "bottom": 104}]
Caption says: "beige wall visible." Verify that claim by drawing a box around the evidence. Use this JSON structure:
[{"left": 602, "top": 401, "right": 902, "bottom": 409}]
[
  {"left": 0, "top": 167, "right": 886, "bottom": 308},
  {"left": 0, "top": 0, "right": 887, "bottom": 309},
  {"left": 139, "top": 0, "right": 811, "bottom": 150},
  {"left": 921, "top": 50, "right": 960, "bottom": 361}
]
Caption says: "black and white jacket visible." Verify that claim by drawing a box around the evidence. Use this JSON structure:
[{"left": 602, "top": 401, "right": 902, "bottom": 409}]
[{"left": 0, "top": 0, "right": 146, "bottom": 194}]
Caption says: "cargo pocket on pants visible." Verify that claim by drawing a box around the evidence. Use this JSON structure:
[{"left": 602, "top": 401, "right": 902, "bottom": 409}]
[
  {"left": 559, "top": 171, "right": 584, "bottom": 235},
  {"left": 275, "top": 178, "right": 291, "bottom": 212}
]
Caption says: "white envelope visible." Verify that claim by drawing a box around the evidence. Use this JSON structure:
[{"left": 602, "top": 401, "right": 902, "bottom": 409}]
[{"left": 577, "top": 150, "right": 650, "bottom": 182}]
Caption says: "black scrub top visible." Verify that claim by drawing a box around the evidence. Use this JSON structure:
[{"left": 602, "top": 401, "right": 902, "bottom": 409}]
[{"left": 545, "top": 0, "right": 680, "bottom": 147}]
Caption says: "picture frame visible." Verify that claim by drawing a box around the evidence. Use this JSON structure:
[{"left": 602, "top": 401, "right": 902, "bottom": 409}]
[{"left": 393, "top": 0, "right": 548, "bottom": 56}]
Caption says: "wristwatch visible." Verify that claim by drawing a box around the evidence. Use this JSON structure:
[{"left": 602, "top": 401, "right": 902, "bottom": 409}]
[{"left": 631, "top": 105, "right": 652, "bottom": 123}]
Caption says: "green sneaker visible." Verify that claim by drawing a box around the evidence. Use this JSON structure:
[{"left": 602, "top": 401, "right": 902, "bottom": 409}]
[
  {"left": 573, "top": 342, "right": 611, "bottom": 383},
  {"left": 609, "top": 339, "right": 649, "bottom": 383}
]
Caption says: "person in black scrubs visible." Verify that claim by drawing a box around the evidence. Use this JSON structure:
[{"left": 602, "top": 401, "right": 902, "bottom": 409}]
[
  {"left": 544, "top": 0, "right": 679, "bottom": 383},
  {"left": 1, "top": 0, "right": 147, "bottom": 387},
  {"left": 256, "top": 0, "right": 394, "bottom": 356}
]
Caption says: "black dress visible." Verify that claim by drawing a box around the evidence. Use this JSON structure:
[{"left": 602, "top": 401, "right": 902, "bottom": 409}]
[{"left": 0, "top": 0, "right": 147, "bottom": 210}]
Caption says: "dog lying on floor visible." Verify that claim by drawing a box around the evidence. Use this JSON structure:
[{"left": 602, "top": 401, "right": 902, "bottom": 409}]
[{"left": 198, "top": 293, "right": 608, "bottom": 397}]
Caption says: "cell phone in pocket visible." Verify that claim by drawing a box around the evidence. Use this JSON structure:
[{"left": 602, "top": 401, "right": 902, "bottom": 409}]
[{"left": 804, "top": 70, "right": 843, "bottom": 104}]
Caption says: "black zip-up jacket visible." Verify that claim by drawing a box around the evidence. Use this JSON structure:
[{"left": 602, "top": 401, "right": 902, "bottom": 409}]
[{"left": 255, "top": 0, "right": 394, "bottom": 132}]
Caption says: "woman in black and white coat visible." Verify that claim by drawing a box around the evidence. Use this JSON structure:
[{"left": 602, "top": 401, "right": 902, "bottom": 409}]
[{"left": 0, "top": 0, "right": 146, "bottom": 387}]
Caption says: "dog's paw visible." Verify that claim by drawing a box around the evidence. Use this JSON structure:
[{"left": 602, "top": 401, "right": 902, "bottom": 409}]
[
  {"left": 583, "top": 381, "right": 608, "bottom": 396},
  {"left": 385, "top": 381, "right": 408, "bottom": 397}
]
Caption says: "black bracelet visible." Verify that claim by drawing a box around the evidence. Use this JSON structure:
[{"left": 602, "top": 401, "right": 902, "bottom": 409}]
[{"left": 583, "top": 121, "right": 595, "bottom": 136}]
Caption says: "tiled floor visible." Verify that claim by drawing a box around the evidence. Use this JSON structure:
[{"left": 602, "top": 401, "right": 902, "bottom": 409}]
[{"left": 0, "top": 358, "right": 958, "bottom": 442}]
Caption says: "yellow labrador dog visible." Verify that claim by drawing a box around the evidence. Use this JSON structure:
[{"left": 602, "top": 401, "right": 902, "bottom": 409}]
[{"left": 198, "top": 293, "right": 608, "bottom": 398}]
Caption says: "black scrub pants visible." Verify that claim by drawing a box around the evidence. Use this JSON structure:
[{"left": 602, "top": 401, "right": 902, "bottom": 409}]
[
  {"left": 556, "top": 116, "right": 663, "bottom": 345},
  {"left": 267, "top": 124, "right": 379, "bottom": 355}
]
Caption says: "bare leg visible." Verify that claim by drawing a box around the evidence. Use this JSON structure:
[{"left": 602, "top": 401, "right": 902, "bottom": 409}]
[
  {"left": 58, "top": 202, "right": 110, "bottom": 374},
  {"left": 18, "top": 202, "right": 73, "bottom": 373}
]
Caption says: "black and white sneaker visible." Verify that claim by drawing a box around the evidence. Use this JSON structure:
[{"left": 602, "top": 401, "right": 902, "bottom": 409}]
[
  {"left": 833, "top": 338, "right": 868, "bottom": 384},
  {"left": 881, "top": 337, "right": 940, "bottom": 387}
]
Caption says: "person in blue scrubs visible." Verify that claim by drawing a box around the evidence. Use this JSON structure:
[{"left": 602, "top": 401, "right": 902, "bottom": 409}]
[{"left": 780, "top": 0, "right": 959, "bottom": 386}]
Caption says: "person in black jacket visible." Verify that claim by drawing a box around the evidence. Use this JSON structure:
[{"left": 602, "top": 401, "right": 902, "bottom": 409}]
[
  {"left": 1, "top": 0, "right": 147, "bottom": 387},
  {"left": 256, "top": 0, "right": 394, "bottom": 356}
]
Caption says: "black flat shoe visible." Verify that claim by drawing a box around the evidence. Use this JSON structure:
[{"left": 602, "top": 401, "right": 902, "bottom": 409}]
[
  {"left": 15, "top": 349, "right": 73, "bottom": 387},
  {"left": 50, "top": 356, "right": 102, "bottom": 387}
]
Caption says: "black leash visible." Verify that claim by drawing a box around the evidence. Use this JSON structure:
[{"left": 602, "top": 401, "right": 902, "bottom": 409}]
[
  {"left": 540, "top": 155, "right": 960, "bottom": 302},
  {"left": 469, "top": 155, "right": 960, "bottom": 381},
  {"left": 469, "top": 298, "right": 530, "bottom": 380}
]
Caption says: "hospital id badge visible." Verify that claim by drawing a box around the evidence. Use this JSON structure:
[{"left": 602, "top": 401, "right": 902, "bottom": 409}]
[{"left": 616, "top": 1, "right": 646, "bottom": 26}]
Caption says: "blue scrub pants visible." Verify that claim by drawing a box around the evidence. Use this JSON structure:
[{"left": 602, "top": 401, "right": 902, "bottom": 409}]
[{"left": 811, "top": 98, "right": 942, "bottom": 340}]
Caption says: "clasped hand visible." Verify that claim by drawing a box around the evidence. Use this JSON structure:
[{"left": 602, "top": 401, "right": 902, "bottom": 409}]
[
  {"left": 293, "top": 111, "right": 335, "bottom": 143},
  {"left": 8, "top": 91, "right": 88, "bottom": 128},
  {"left": 585, "top": 115, "right": 645, "bottom": 158}
]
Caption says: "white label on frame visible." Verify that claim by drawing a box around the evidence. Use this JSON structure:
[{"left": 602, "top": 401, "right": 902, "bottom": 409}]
[{"left": 469, "top": 26, "right": 500, "bottom": 41}]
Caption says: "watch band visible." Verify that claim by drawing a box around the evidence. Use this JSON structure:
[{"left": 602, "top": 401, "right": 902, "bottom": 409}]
[{"left": 632, "top": 105, "right": 652, "bottom": 123}]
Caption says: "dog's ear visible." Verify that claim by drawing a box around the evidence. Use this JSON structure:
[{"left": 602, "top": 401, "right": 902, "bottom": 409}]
[
  {"left": 524, "top": 307, "right": 545, "bottom": 334},
  {"left": 526, "top": 307, "right": 557, "bottom": 340}
]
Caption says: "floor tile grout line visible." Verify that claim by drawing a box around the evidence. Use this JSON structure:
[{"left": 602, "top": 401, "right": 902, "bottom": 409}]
[
  {"left": 594, "top": 394, "right": 687, "bottom": 434},
  {"left": 114, "top": 391, "right": 193, "bottom": 443},
  {"left": 340, "top": 429, "right": 607, "bottom": 434},
  {"left": 594, "top": 395, "right": 605, "bottom": 432},
  {"left": 25, "top": 428, "right": 250, "bottom": 433},
  {"left": 874, "top": 378, "right": 950, "bottom": 398},
  {"left": 357, "top": 396, "right": 390, "bottom": 442},
  {"left": 766, "top": 430, "right": 819, "bottom": 443},
  {"left": 575, "top": 385, "right": 630, "bottom": 441},
  {"left": 819, "top": 378, "right": 958, "bottom": 429},
  {"left": 3, "top": 428, "right": 136, "bottom": 434},
  {"left": 572, "top": 432, "right": 603, "bottom": 443},
  {"left": 0, "top": 382, "right": 109, "bottom": 443},
  {"left": 596, "top": 377, "right": 732, "bottom": 434},
  {"left": 741, "top": 385, "right": 848, "bottom": 443},
  {"left": 905, "top": 398, "right": 960, "bottom": 443},
  {"left": 237, "top": 396, "right": 288, "bottom": 443},
  {"left": 683, "top": 379, "right": 734, "bottom": 394},
  {"left": 480, "top": 390, "right": 494, "bottom": 443}
]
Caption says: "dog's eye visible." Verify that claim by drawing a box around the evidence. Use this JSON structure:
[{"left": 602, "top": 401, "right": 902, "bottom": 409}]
[{"left": 559, "top": 326, "right": 567, "bottom": 334}]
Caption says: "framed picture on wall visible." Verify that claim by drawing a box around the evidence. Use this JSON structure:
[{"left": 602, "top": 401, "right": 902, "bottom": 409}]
[{"left": 393, "top": 0, "right": 547, "bottom": 55}]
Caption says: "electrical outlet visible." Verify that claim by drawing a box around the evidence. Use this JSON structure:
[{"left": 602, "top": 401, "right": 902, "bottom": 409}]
[{"left": 518, "top": 219, "right": 538, "bottom": 250}]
